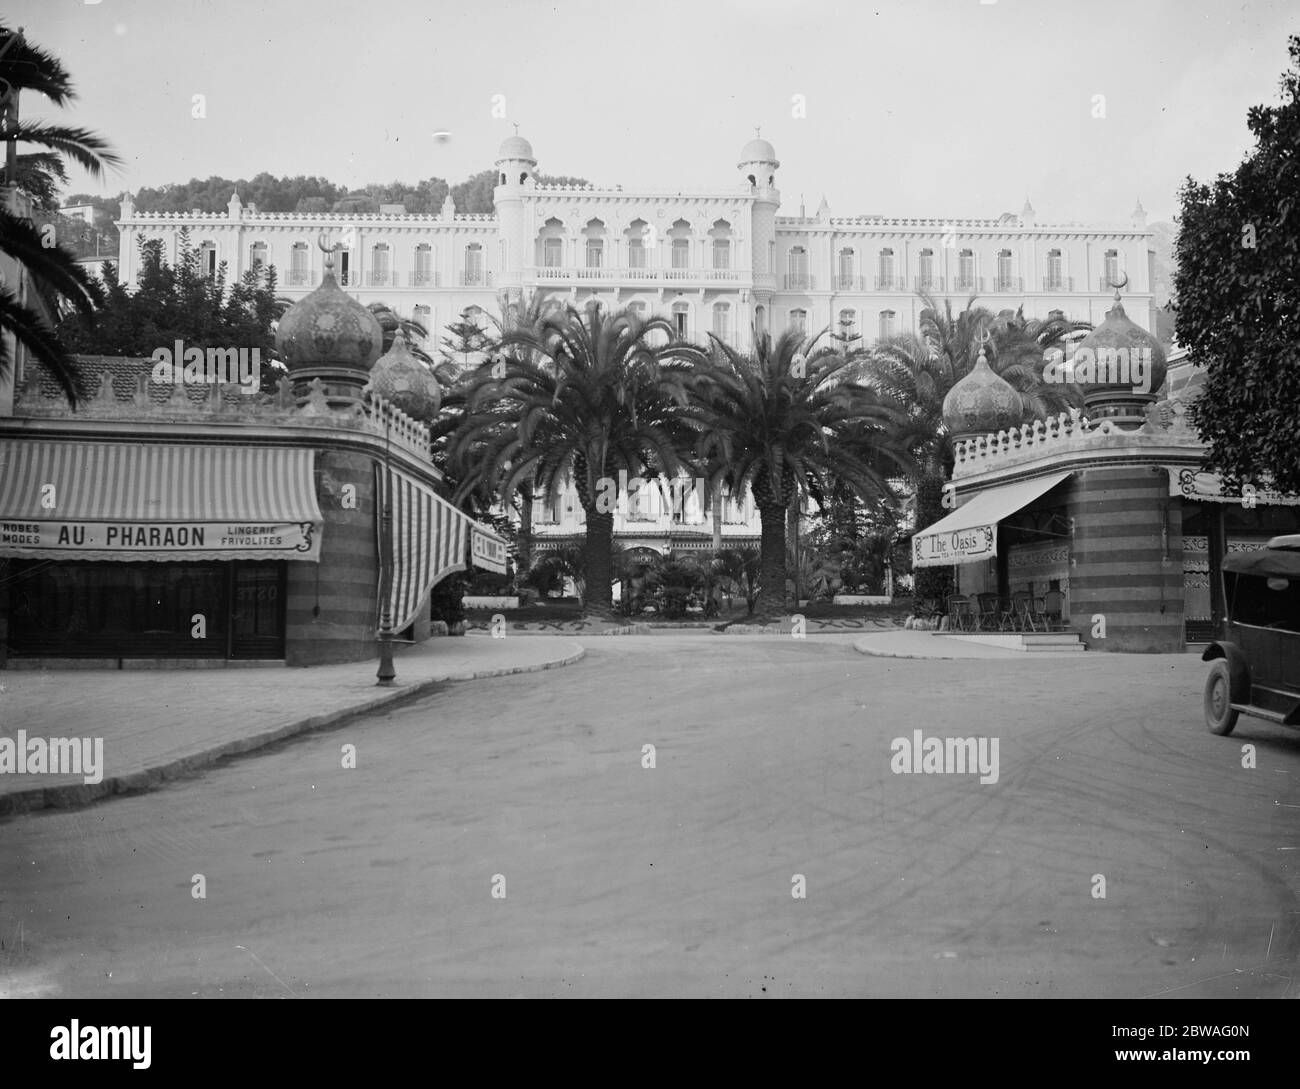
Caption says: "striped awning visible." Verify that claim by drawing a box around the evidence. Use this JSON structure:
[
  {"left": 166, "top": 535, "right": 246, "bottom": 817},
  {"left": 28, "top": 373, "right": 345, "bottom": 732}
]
[
  {"left": 377, "top": 463, "right": 472, "bottom": 634},
  {"left": 0, "top": 440, "right": 324, "bottom": 561}
]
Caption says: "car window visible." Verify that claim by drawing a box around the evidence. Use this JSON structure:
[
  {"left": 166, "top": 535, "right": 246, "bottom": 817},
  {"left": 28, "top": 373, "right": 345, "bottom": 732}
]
[{"left": 1229, "top": 572, "right": 1300, "bottom": 631}]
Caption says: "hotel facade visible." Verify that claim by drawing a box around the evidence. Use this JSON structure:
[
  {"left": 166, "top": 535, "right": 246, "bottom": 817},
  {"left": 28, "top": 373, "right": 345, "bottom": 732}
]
[{"left": 111, "top": 133, "right": 1158, "bottom": 560}]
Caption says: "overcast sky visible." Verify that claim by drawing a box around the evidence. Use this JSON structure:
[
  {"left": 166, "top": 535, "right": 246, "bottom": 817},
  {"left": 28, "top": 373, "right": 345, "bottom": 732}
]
[{"left": 13, "top": 0, "right": 1297, "bottom": 224}]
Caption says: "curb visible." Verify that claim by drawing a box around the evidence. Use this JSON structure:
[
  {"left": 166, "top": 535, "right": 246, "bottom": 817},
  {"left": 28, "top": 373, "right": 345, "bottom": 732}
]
[{"left": 0, "top": 645, "right": 586, "bottom": 818}]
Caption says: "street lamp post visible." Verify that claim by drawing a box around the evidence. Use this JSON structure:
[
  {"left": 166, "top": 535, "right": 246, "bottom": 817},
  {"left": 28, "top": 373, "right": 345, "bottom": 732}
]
[{"left": 376, "top": 407, "right": 397, "bottom": 685}]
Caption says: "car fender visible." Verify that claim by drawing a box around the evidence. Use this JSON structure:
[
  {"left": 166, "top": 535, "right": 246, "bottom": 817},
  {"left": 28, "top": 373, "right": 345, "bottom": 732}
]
[{"left": 1202, "top": 641, "right": 1251, "bottom": 702}]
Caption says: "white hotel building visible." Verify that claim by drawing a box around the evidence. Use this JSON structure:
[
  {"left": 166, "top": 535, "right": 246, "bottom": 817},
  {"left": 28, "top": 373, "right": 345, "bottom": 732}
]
[{"left": 114, "top": 133, "right": 1157, "bottom": 563}]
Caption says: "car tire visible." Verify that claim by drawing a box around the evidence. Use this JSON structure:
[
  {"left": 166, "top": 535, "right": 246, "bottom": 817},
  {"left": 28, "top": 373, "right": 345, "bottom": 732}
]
[{"left": 1204, "top": 661, "right": 1239, "bottom": 736}]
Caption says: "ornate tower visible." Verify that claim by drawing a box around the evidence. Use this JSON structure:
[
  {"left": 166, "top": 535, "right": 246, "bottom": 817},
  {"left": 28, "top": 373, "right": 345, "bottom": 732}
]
[
  {"left": 493, "top": 128, "right": 537, "bottom": 297},
  {"left": 739, "top": 131, "right": 781, "bottom": 331}
]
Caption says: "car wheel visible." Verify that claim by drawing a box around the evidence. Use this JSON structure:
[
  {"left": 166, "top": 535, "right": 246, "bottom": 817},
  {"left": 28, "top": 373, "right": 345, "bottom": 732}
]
[{"left": 1204, "top": 661, "right": 1239, "bottom": 736}]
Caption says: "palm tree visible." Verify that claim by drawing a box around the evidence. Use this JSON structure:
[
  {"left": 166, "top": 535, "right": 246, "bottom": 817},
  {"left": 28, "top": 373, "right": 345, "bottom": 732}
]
[
  {"left": 692, "top": 328, "right": 916, "bottom": 619},
  {"left": 0, "top": 23, "right": 121, "bottom": 403},
  {"left": 711, "top": 546, "right": 761, "bottom": 616},
  {"left": 480, "top": 288, "right": 562, "bottom": 578},
  {"left": 448, "top": 303, "right": 700, "bottom": 619}
]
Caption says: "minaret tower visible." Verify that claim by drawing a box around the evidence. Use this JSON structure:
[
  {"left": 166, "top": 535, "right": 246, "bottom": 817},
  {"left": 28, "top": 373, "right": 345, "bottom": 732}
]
[
  {"left": 739, "top": 129, "right": 781, "bottom": 304},
  {"left": 493, "top": 125, "right": 537, "bottom": 298}
]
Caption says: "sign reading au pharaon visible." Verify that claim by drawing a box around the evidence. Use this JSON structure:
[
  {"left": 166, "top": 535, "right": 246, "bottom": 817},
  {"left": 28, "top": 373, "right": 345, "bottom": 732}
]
[{"left": 0, "top": 521, "right": 319, "bottom": 557}]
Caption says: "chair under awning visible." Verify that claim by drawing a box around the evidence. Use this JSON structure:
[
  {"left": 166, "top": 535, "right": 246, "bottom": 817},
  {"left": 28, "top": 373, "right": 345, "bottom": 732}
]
[
  {"left": 912, "top": 471, "right": 1072, "bottom": 567},
  {"left": 0, "top": 440, "right": 324, "bottom": 561}
]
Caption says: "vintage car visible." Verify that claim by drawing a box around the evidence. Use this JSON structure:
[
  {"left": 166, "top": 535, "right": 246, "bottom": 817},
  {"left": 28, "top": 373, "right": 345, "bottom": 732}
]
[{"left": 1203, "top": 535, "right": 1300, "bottom": 735}]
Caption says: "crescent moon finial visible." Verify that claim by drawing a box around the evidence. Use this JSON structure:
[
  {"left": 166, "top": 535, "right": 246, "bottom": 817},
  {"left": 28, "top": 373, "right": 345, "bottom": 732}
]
[
  {"left": 317, "top": 231, "right": 336, "bottom": 272},
  {"left": 1108, "top": 271, "right": 1129, "bottom": 299}
]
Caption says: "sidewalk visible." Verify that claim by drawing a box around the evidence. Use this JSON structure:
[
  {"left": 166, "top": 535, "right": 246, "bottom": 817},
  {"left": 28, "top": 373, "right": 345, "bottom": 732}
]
[
  {"left": 853, "top": 630, "right": 1092, "bottom": 660},
  {"left": 0, "top": 635, "right": 585, "bottom": 816}
]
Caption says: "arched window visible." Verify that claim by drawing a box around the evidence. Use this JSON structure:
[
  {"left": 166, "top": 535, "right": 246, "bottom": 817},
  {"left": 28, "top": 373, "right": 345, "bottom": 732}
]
[
  {"left": 787, "top": 247, "right": 809, "bottom": 289},
  {"left": 671, "top": 237, "right": 690, "bottom": 270},
  {"left": 956, "top": 249, "right": 975, "bottom": 291},
  {"left": 997, "top": 249, "right": 1014, "bottom": 291},
  {"left": 838, "top": 308, "right": 857, "bottom": 339},
  {"left": 877, "top": 248, "right": 895, "bottom": 290},
  {"left": 789, "top": 308, "right": 807, "bottom": 335},
  {"left": 754, "top": 305, "right": 766, "bottom": 336},
  {"left": 1103, "top": 248, "right": 1120, "bottom": 290},
  {"left": 414, "top": 243, "right": 434, "bottom": 286},
  {"left": 464, "top": 243, "right": 484, "bottom": 286},
  {"left": 1046, "top": 248, "right": 1063, "bottom": 291},
  {"left": 627, "top": 219, "right": 650, "bottom": 271},
  {"left": 586, "top": 237, "right": 604, "bottom": 269},
  {"left": 712, "top": 302, "right": 730, "bottom": 340},
  {"left": 838, "top": 248, "right": 855, "bottom": 289},
  {"left": 713, "top": 238, "right": 731, "bottom": 271},
  {"left": 370, "top": 242, "right": 391, "bottom": 286},
  {"left": 289, "top": 241, "right": 309, "bottom": 286},
  {"left": 878, "top": 309, "right": 896, "bottom": 339},
  {"left": 628, "top": 300, "right": 648, "bottom": 319},
  {"left": 543, "top": 236, "right": 563, "bottom": 268},
  {"left": 918, "top": 248, "right": 936, "bottom": 290},
  {"left": 671, "top": 301, "right": 690, "bottom": 338}
]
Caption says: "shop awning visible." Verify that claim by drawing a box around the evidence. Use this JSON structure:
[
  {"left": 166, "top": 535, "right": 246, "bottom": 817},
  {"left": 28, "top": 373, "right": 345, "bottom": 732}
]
[
  {"left": 377, "top": 463, "right": 473, "bottom": 633},
  {"left": 912, "top": 472, "right": 1072, "bottom": 567},
  {"left": 470, "top": 523, "right": 509, "bottom": 574},
  {"left": 0, "top": 440, "right": 323, "bottom": 561},
  {"left": 1168, "top": 467, "right": 1300, "bottom": 506}
]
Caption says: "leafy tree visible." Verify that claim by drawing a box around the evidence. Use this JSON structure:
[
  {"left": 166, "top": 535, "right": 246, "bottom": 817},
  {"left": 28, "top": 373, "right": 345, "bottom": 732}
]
[
  {"left": 55, "top": 228, "right": 283, "bottom": 391},
  {"left": 451, "top": 169, "right": 497, "bottom": 214},
  {"left": 0, "top": 22, "right": 120, "bottom": 403},
  {"left": 711, "top": 547, "right": 761, "bottom": 616},
  {"left": 1176, "top": 34, "right": 1300, "bottom": 492}
]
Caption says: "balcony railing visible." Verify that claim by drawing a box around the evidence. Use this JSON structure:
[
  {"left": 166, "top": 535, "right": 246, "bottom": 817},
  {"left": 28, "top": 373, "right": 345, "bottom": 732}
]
[
  {"left": 338, "top": 270, "right": 355, "bottom": 286},
  {"left": 835, "top": 275, "right": 866, "bottom": 291},
  {"left": 523, "top": 266, "right": 745, "bottom": 284},
  {"left": 874, "top": 276, "right": 908, "bottom": 291},
  {"left": 915, "top": 275, "right": 944, "bottom": 292},
  {"left": 992, "top": 276, "right": 1024, "bottom": 293},
  {"left": 461, "top": 270, "right": 493, "bottom": 286},
  {"left": 367, "top": 270, "right": 393, "bottom": 287},
  {"left": 287, "top": 269, "right": 311, "bottom": 286},
  {"left": 409, "top": 270, "right": 440, "bottom": 287},
  {"left": 784, "top": 273, "right": 814, "bottom": 290},
  {"left": 1042, "top": 276, "right": 1074, "bottom": 292},
  {"left": 952, "top": 276, "right": 983, "bottom": 294}
]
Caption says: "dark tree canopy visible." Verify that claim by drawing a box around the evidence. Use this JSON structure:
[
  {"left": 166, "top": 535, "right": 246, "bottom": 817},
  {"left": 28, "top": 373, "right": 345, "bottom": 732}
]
[{"left": 1176, "top": 35, "right": 1300, "bottom": 492}]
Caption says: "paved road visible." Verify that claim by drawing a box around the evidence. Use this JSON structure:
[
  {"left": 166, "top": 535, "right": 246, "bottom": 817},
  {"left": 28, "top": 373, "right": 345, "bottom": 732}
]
[{"left": 2, "top": 636, "right": 1298, "bottom": 998}]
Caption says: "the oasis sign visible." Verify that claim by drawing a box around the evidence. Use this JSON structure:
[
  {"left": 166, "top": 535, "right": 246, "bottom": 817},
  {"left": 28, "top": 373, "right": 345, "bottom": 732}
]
[
  {"left": 913, "top": 523, "right": 996, "bottom": 567},
  {"left": 0, "top": 520, "right": 320, "bottom": 560}
]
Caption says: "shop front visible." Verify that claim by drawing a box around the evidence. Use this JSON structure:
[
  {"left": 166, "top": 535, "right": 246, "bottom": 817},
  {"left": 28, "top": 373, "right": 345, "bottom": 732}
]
[{"left": 0, "top": 439, "right": 323, "bottom": 663}]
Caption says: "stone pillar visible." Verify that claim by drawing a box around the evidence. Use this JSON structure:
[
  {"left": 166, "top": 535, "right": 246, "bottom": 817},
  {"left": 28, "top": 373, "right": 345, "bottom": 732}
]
[
  {"left": 1066, "top": 467, "right": 1184, "bottom": 652},
  {"left": 285, "top": 450, "right": 379, "bottom": 665}
]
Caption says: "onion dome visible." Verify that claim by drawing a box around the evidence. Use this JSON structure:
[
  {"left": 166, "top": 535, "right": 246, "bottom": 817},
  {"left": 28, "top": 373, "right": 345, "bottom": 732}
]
[
  {"left": 275, "top": 252, "right": 384, "bottom": 373},
  {"left": 943, "top": 342, "right": 1023, "bottom": 442},
  {"left": 497, "top": 134, "right": 535, "bottom": 162},
  {"left": 739, "top": 136, "right": 778, "bottom": 167},
  {"left": 1071, "top": 282, "right": 1166, "bottom": 425},
  {"left": 366, "top": 329, "right": 441, "bottom": 421}
]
